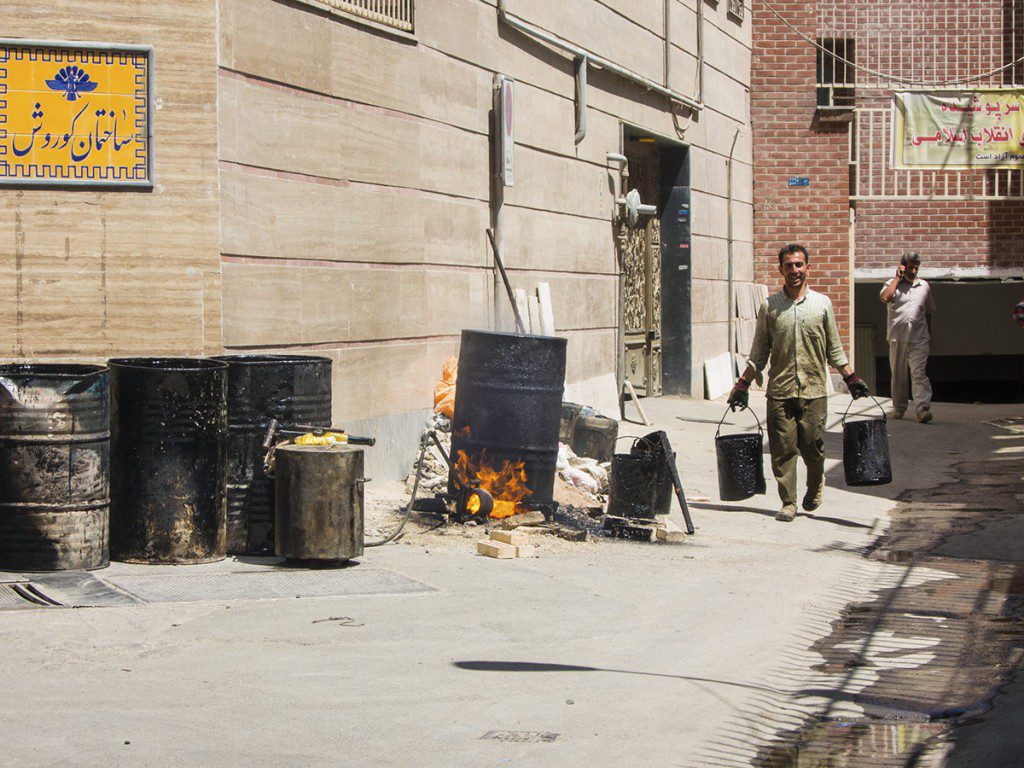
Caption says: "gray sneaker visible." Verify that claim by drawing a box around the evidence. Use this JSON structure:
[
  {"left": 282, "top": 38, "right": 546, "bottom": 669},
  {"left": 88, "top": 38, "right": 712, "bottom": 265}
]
[
  {"left": 892, "top": 408, "right": 905, "bottom": 419},
  {"left": 917, "top": 408, "right": 933, "bottom": 424},
  {"left": 776, "top": 503, "right": 798, "bottom": 522}
]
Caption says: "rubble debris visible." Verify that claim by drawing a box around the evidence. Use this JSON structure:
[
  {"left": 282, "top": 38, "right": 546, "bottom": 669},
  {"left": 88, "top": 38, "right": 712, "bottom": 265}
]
[
  {"left": 404, "top": 413, "right": 452, "bottom": 495},
  {"left": 655, "top": 517, "right": 687, "bottom": 543},
  {"left": 515, "top": 544, "right": 538, "bottom": 558},
  {"left": 602, "top": 515, "right": 657, "bottom": 542},
  {"left": 556, "top": 442, "right": 610, "bottom": 498},
  {"left": 501, "top": 510, "right": 546, "bottom": 529}
]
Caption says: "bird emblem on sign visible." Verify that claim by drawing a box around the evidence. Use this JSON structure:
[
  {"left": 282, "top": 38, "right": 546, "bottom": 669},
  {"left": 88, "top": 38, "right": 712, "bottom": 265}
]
[{"left": 45, "top": 65, "right": 99, "bottom": 102}]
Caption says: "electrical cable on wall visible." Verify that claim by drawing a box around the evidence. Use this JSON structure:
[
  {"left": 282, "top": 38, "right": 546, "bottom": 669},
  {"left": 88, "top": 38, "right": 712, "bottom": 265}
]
[{"left": 761, "top": 0, "right": 1024, "bottom": 87}]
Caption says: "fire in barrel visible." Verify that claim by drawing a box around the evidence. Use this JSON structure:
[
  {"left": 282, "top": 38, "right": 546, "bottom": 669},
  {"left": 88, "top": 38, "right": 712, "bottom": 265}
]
[{"left": 449, "top": 330, "right": 566, "bottom": 520}]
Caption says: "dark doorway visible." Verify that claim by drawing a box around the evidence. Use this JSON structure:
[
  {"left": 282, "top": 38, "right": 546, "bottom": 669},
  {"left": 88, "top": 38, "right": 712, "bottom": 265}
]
[{"left": 622, "top": 129, "right": 691, "bottom": 398}]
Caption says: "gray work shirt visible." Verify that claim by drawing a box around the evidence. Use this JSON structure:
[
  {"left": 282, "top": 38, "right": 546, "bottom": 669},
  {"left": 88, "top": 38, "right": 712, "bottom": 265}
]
[
  {"left": 880, "top": 278, "right": 936, "bottom": 343},
  {"left": 747, "top": 289, "right": 849, "bottom": 400}
]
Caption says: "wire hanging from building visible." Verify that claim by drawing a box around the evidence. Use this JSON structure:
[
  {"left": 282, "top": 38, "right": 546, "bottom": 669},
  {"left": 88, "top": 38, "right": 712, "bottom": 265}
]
[{"left": 761, "top": 0, "right": 1024, "bottom": 87}]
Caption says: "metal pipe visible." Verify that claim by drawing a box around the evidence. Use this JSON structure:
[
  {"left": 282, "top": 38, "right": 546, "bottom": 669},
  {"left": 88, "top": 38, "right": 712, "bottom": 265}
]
[
  {"left": 695, "top": 0, "right": 705, "bottom": 103},
  {"left": 496, "top": 0, "right": 702, "bottom": 111},
  {"left": 664, "top": 0, "right": 671, "bottom": 89},
  {"left": 726, "top": 128, "right": 740, "bottom": 363},
  {"left": 490, "top": 74, "right": 505, "bottom": 332},
  {"left": 574, "top": 55, "right": 588, "bottom": 145}
]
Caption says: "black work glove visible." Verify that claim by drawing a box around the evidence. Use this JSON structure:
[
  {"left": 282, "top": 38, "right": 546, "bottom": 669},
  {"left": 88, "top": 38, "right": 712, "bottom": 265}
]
[
  {"left": 844, "top": 373, "right": 870, "bottom": 400},
  {"left": 727, "top": 378, "right": 750, "bottom": 411}
]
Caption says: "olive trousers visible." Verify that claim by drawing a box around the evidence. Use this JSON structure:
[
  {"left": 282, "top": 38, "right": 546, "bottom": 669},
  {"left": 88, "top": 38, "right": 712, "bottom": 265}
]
[{"left": 766, "top": 396, "right": 828, "bottom": 506}]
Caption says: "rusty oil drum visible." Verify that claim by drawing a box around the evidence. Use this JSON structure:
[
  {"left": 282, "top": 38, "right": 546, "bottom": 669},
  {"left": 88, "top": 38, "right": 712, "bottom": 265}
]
[
  {"left": 450, "top": 330, "right": 567, "bottom": 504},
  {"left": 0, "top": 364, "right": 110, "bottom": 571},
  {"left": 212, "top": 354, "right": 332, "bottom": 555},
  {"left": 109, "top": 358, "right": 228, "bottom": 564}
]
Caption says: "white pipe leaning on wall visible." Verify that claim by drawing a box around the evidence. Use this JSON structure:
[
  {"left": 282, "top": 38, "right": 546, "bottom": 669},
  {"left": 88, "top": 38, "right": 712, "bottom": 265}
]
[{"left": 496, "top": 0, "right": 703, "bottom": 113}]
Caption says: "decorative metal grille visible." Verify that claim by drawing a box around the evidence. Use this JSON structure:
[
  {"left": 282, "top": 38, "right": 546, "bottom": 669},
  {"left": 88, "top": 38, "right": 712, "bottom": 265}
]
[
  {"left": 728, "top": 0, "right": 745, "bottom": 21},
  {"left": 324, "top": 0, "right": 414, "bottom": 32},
  {"left": 813, "top": 1, "right": 1024, "bottom": 200}
]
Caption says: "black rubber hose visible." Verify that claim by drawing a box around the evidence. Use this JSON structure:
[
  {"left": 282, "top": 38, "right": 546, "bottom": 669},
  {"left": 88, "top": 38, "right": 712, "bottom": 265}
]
[{"left": 364, "top": 436, "right": 428, "bottom": 547}]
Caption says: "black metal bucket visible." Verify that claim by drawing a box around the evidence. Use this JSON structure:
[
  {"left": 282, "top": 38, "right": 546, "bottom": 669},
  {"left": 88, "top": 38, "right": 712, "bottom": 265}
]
[
  {"left": 450, "top": 330, "right": 567, "bottom": 504},
  {"left": 212, "top": 354, "right": 332, "bottom": 555},
  {"left": 715, "top": 407, "right": 767, "bottom": 502},
  {"left": 842, "top": 397, "right": 892, "bottom": 487},
  {"left": 0, "top": 364, "right": 110, "bottom": 571},
  {"left": 109, "top": 357, "right": 228, "bottom": 564},
  {"left": 607, "top": 451, "right": 659, "bottom": 519}
]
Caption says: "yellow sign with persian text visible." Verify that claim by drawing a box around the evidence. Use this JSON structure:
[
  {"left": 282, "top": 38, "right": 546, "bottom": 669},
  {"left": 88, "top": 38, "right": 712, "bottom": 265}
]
[
  {"left": 893, "top": 91, "right": 1024, "bottom": 170},
  {"left": 0, "top": 41, "right": 151, "bottom": 186}
]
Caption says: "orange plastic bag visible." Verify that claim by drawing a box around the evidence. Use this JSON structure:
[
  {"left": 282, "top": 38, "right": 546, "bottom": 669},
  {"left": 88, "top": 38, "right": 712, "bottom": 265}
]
[{"left": 433, "top": 356, "right": 458, "bottom": 419}]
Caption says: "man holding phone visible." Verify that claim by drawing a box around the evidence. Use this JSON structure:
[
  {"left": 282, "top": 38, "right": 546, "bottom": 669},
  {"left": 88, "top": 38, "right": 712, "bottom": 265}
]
[{"left": 879, "top": 252, "right": 937, "bottom": 423}]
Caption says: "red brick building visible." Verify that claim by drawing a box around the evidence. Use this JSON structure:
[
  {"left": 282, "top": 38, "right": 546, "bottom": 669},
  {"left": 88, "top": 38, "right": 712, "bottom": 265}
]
[{"left": 752, "top": 0, "right": 1024, "bottom": 400}]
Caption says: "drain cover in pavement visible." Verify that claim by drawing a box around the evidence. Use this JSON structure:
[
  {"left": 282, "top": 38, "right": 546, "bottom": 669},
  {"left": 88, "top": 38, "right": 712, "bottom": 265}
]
[
  {"left": 481, "top": 731, "right": 560, "bottom": 743},
  {"left": 101, "top": 566, "right": 436, "bottom": 604}
]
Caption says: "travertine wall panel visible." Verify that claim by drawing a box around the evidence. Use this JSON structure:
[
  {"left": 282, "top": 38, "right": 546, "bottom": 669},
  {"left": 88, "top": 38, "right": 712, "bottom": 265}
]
[
  {"left": 220, "top": 169, "right": 489, "bottom": 267},
  {"left": 221, "top": 262, "right": 489, "bottom": 347},
  {"left": 502, "top": 208, "right": 616, "bottom": 275}
]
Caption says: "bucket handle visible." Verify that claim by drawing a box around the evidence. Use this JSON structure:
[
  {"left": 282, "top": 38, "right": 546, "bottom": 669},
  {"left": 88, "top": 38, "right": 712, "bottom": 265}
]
[
  {"left": 842, "top": 395, "right": 888, "bottom": 425},
  {"left": 716, "top": 405, "right": 763, "bottom": 439}
]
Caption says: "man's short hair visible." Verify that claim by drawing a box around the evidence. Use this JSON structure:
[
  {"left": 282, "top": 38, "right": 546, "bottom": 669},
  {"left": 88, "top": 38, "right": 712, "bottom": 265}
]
[
  {"left": 778, "top": 244, "right": 810, "bottom": 265},
  {"left": 901, "top": 252, "right": 922, "bottom": 266}
]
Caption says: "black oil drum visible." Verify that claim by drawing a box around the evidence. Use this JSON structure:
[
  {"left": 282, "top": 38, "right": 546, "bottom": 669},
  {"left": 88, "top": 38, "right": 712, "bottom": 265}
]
[
  {"left": 450, "top": 330, "right": 567, "bottom": 505},
  {"left": 275, "top": 444, "right": 364, "bottom": 562},
  {"left": 843, "top": 398, "right": 892, "bottom": 487},
  {"left": 715, "top": 407, "right": 767, "bottom": 502},
  {"left": 0, "top": 364, "right": 109, "bottom": 571},
  {"left": 212, "top": 354, "right": 332, "bottom": 555},
  {"left": 607, "top": 452, "right": 659, "bottom": 519},
  {"left": 109, "top": 358, "right": 228, "bottom": 564}
]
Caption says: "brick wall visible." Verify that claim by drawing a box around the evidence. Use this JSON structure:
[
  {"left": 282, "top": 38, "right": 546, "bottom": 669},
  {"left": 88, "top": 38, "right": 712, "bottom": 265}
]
[
  {"left": 751, "top": 0, "right": 854, "bottom": 344},
  {"left": 856, "top": 199, "right": 1024, "bottom": 271}
]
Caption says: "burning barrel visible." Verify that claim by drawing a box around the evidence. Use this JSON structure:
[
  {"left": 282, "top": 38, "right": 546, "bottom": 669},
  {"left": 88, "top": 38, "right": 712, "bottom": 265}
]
[
  {"left": 109, "top": 358, "right": 228, "bottom": 564},
  {"left": 450, "top": 330, "right": 566, "bottom": 517},
  {"left": 0, "top": 364, "right": 110, "bottom": 571},
  {"left": 213, "top": 354, "right": 332, "bottom": 555}
]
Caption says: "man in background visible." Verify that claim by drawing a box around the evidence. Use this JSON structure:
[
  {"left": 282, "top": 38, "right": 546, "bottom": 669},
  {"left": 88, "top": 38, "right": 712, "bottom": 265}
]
[{"left": 879, "top": 253, "right": 937, "bottom": 423}]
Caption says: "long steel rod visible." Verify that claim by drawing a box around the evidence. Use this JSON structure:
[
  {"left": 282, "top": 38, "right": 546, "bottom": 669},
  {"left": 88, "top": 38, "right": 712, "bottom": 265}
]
[{"left": 486, "top": 228, "right": 527, "bottom": 335}]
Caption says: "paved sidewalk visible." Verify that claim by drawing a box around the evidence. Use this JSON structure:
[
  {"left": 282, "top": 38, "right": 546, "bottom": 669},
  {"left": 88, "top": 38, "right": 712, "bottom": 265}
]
[{"left": 0, "top": 393, "right": 1018, "bottom": 768}]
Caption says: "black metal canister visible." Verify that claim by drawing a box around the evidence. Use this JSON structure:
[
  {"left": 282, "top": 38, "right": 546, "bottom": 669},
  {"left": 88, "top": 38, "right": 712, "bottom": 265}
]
[
  {"left": 275, "top": 444, "right": 364, "bottom": 562},
  {"left": 0, "top": 364, "right": 110, "bottom": 571},
  {"left": 450, "top": 330, "right": 567, "bottom": 504},
  {"left": 212, "top": 354, "right": 332, "bottom": 555},
  {"left": 109, "top": 358, "right": 228, "bottom": 564}
]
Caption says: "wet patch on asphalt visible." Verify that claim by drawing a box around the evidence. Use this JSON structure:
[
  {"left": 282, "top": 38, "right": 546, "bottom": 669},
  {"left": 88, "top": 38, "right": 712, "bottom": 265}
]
[{"left": 753, "top": 455, "right": 1024, "bottom": 767}]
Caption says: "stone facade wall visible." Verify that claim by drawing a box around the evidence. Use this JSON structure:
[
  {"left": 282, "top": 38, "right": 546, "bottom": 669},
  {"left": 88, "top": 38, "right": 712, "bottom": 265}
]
[{"left": 219, "top": 0, "right": 754, "bottom": 441}]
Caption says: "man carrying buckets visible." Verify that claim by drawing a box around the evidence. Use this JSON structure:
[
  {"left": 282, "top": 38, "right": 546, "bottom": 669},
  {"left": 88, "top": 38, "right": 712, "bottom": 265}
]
[{"left": 727, "top": 244, "right": 870, "bottom": 522}]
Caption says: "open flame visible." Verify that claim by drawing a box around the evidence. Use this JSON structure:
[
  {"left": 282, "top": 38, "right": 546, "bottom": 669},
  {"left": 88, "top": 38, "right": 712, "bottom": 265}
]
[{"left": 454, "top": 448, "right": 532, "bottom": 519}]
